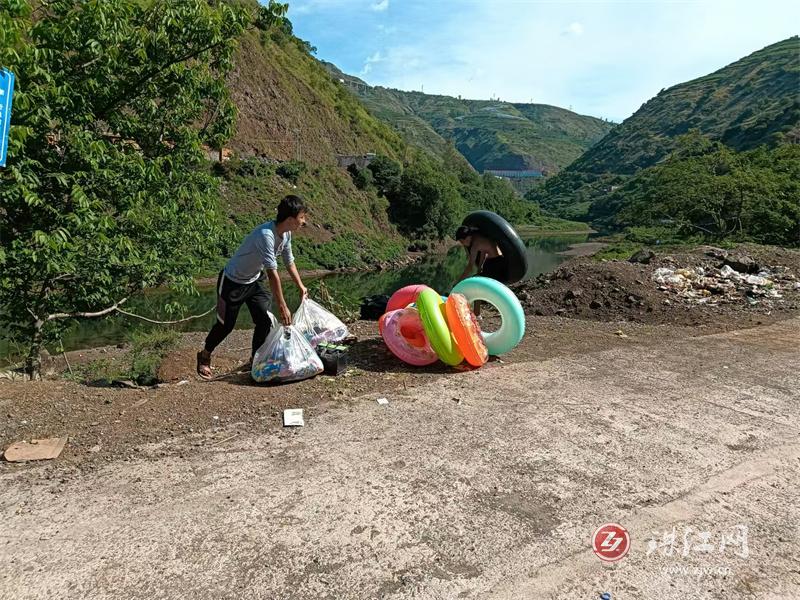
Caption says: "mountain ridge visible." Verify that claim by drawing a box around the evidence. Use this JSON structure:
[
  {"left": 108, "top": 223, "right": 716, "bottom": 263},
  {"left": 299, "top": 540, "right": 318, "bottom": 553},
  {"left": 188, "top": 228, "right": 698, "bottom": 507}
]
[
  {"left": 531, "top": 36, "right": 800, "bottom": 222},
  {"left": 568, "top": 36, "right": 800, "bottom": 176},
  {"left": 321, "top": 62, "right": 614, "bottom": 175}
]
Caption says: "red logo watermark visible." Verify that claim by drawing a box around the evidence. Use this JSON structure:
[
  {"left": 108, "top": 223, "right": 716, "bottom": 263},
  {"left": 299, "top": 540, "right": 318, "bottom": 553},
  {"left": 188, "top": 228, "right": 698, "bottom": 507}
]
[{"left": 592, "top": 523, "right": 631, "bottom": 562}]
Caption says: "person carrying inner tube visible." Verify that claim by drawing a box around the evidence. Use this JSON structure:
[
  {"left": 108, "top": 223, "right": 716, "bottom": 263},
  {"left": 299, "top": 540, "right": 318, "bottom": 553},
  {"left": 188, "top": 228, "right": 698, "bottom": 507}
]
[{"left": 455, "top": 225, "right": 510, "bottom": 284}]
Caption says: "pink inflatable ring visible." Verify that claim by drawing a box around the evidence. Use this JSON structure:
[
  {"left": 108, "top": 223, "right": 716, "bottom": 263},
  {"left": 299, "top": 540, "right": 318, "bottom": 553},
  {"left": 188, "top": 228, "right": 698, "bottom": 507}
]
[
  {"left": 381, "top": 308, "right": 438, "bottom": 366},
  {"left": 386, "top": 284, "right": 430, "bottom": 313}
]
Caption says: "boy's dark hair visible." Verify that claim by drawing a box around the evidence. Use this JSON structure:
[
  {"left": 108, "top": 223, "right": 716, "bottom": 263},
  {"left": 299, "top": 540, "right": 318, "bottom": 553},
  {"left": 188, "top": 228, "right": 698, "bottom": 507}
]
[
  {"left": 455, "top": 225, "right": 477, "bottom": 240},
  {"left": 276, "top": 194, "right": 308, "bottom": 222}
]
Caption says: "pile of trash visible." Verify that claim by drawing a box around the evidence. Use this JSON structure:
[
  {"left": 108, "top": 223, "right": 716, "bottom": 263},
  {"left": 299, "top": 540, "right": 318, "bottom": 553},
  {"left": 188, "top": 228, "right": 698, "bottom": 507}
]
[{"left": 652, "top": 263, "right": 799, "bottom": 306}]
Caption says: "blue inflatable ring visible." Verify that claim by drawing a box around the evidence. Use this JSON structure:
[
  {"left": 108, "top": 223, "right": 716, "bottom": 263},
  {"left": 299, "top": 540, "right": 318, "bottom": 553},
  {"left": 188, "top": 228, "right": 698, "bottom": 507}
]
[{"left": 451, "top": 276, "right": 525, "bottom": 355}]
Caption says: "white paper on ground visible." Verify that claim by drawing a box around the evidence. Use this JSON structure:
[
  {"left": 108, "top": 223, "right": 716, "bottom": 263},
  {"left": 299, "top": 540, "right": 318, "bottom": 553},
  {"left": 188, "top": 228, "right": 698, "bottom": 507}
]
[{"left": 283, "top": 408, "right": 304, "bottom": 427}]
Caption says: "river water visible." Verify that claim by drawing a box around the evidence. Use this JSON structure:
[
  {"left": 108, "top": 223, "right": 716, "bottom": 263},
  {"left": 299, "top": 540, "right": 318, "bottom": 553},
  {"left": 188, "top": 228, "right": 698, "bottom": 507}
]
[{"left": 2, "top": 232, "right": 588, "bottom": 359}]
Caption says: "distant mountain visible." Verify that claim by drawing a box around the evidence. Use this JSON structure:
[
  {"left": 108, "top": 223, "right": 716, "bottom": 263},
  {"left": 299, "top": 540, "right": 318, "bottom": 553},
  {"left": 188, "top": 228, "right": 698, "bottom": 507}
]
[
  {"left": 568, "top": 36, "right": 800, "bottom": 176},
  {"left": 533, "top": 36, "right": 800, "bottom": 220},
  {"left": 321, "top": 62, "right": 455, "bottom": 160},
  {"left": 322, "top": 62, "right": 614, "bottom": 174}
]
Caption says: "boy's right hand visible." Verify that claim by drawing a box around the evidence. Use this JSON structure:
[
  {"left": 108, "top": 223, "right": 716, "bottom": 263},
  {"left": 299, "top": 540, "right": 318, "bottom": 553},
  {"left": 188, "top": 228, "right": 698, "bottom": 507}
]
[{"left": 279, "top": 302, "right": 292, "bottom": 326}]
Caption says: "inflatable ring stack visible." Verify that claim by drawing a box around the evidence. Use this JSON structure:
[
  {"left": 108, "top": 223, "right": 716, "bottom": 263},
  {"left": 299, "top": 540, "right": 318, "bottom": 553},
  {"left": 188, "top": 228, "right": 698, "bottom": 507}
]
[{"left": 379, "top": 278, "right": 525, "bottom": 367}]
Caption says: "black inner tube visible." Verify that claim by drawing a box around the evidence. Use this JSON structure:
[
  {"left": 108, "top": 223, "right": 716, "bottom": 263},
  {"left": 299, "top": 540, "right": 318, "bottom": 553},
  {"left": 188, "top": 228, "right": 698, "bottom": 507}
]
[{"left": 462, "top": 211, "right": 528, "bottom": 284}]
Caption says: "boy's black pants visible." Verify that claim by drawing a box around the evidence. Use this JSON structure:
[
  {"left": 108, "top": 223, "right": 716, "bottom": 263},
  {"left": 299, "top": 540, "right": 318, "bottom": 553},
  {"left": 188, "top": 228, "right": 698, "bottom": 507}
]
[{"left": 204, "top": 271, "right": 273, "bottom": 358}]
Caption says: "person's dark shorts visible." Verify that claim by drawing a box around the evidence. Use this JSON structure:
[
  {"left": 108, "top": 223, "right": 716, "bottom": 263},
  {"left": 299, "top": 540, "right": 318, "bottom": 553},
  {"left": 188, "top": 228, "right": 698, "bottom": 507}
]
[{"left": 480, "top": 256, "right": 510, "bottom": 283}]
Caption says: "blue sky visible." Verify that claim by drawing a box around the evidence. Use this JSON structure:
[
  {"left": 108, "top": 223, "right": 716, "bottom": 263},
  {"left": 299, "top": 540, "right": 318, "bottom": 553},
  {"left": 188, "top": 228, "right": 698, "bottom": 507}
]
[{"left": 286, "top": 0, "right": 799, "bottom": 122}]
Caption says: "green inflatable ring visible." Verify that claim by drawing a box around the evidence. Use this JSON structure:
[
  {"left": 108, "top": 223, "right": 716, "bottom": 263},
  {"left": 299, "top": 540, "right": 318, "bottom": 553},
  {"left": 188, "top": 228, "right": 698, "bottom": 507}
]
[
  {"left": 451, "top": 276, "right": 525, "bottom": 355},
  {"left": 416, "top": 288, "right": 464, "bottom": 366}
]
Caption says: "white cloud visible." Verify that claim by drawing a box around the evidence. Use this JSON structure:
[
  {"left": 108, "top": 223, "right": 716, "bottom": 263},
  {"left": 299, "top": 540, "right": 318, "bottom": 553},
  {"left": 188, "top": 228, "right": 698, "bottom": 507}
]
[
  {"left": 372, "top": 0, "right": 389, "bottom": 12},
  {"left": 563, "top": 22, "right": 584, "bottom": 36},
  {"left": 290, "top": 0, "right": 355, "bottom": 15},
  {"left": 363, "top": 0, "right": 800, "bottom": 121},
  {"left": 360, "top": 51, "right": 383, "bottom": 76}
]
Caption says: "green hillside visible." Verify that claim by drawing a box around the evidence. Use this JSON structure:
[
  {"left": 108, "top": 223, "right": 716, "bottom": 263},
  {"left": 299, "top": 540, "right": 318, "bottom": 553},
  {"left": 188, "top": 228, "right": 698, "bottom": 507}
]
[
  {"left": 217, "top": 13, "right": 582, "bottom": 269},
  {"left": 217, "top": 25, "right": 410, "bottom": 269},
  {"left": 569, "top": 37, "right": 800, "bottom": 176},
  {"left": 320, "top": 64, "right": 613, "bottom": 174},
  {"left": 321, "top": 61, "right": 455, "bottom": 160},
  {"left": 228, "top": 32, "right": 407, "bottom": 164},
  {"left": 532, "top": 36, "right": 800, "bottom": 223},
  {"left": 400, "top": 93, "right": 613, "bottom": 173}
]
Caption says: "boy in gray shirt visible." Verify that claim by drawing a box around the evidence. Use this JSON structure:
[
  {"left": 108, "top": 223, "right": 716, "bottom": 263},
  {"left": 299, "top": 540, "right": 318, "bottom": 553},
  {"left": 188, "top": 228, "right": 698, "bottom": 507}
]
[{"left": 197, "top": 195, "right": 309, "bottom": 379}]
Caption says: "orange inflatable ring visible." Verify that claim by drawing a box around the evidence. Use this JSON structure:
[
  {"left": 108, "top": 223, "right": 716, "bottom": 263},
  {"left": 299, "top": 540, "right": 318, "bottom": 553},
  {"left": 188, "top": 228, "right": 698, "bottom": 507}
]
[{"left": 445, "top": 293, "right": 488, "bottom": 367}]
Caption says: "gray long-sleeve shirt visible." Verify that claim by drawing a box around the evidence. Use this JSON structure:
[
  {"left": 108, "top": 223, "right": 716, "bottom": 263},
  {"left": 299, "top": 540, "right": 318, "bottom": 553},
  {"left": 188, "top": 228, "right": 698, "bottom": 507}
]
[{"left": 223, "top": 220, "right": 294, "bottom": 284}]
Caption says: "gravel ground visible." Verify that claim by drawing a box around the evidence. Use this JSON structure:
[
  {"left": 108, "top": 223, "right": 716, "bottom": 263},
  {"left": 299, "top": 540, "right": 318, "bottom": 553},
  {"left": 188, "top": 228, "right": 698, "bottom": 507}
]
[{"left": 2, "top": 243, "right": 799, "bottom": 599}]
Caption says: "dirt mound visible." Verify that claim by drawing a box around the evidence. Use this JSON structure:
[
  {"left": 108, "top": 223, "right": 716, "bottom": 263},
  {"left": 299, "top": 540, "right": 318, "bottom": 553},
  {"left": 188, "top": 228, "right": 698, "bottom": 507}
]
[{"left": 513, "top": 245, "right": 800, "bottom": 328}]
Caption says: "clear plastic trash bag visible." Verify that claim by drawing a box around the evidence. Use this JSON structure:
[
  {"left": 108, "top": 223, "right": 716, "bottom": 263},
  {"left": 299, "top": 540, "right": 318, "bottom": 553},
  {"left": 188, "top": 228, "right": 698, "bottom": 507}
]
[
  {"left": 251, "top": 325, "right": 323, "bottom": 383},
  {"left": 292, "top": 298, "right": 349, "bottom": 348}
]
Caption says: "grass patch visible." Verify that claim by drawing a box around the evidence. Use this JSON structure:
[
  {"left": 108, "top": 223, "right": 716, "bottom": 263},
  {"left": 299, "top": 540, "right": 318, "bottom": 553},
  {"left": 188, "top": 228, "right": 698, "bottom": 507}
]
[
  {"left": 66, "top": 357, "right": 127, "bottom": 384},
  {"left": 70, "top": 328, "right": 181, "bottom": 386},
  {"left": 128, "top": 329, "right": 181, "bottom": 386},
  {"left": 593, "top": 239, "right": 644, "bottom": 261}
]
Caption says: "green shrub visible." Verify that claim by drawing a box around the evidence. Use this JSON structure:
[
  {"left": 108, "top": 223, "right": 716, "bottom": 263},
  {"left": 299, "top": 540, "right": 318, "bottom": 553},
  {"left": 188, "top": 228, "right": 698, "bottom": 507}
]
[
  {"left": 347, "top": 164, "right": 374, "bottom": 190},
  {"left": 387, "top": 154, "right": 464, "bottom": 240},
  {"left": 276, "top": 160, "right": 307, "bottom": 183},
  {"left": 367, "top": 154, "right": 402, "bottom": 195},
  {"left": 128, "top": 329, "right": 181, "bottom": 386},
  {"left": 70, "top": 357, "right": 126, "bottom": 384}
]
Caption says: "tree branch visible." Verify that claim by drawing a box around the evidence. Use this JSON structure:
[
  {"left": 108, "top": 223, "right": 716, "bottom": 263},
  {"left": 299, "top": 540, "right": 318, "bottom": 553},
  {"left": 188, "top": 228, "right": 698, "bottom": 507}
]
[
  {"left": 116, "top": 305, "right": 214, "bottom": 324},
  {"left": 42, "top": 299, "right": 216, "bottom": 325},
  {"left": 46, "top": 298, "right": 128, "bottom": 321}
]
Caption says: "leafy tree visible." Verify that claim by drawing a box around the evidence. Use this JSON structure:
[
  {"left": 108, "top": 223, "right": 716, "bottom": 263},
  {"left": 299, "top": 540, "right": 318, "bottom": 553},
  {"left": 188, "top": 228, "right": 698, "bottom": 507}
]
[
  {"left": 462, "top": 174, "right": 539, "bottom": 224},
  {"left": 388, "top": 155, "right": 464, "bottom": 240},
  {"left": 255, "top": 0, "right": 289, "bottom": 30},
  {"left": 366, "top": 154, "right": 402, "bottom": 196},
  {"left": 591, "top": 133, "right": 800, "bottom": 245},
  {"left": 0, "top": 0, "right": 250, "bottom": 375},
  {"left": 374, "top": 149, "right": 541, "bottom": 237},
  {"left": 347, "top": 163, "right": 374, "bottom": 190}
]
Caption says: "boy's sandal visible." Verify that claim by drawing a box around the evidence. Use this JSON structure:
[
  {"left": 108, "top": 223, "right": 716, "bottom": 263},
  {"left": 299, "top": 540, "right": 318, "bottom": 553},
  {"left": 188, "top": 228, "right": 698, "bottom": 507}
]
[{"left": 196, "top": 351, "right": 213, "bottom": 380}]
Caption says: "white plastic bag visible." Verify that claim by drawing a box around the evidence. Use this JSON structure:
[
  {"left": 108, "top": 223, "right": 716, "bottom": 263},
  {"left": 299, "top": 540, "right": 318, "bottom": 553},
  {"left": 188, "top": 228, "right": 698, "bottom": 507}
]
[
  {"left": 292, "top": 298, "right": 349, "bottom": 348},
  {"left": 251, "top": 325, "right": 323, "bottom": 383}
]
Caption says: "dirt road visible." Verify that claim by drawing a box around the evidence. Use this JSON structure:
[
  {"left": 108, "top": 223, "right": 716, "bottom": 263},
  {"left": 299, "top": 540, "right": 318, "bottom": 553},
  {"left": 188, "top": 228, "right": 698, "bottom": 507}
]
[{"left": 1, "top": 316, "right": 798, "bottom": 599}]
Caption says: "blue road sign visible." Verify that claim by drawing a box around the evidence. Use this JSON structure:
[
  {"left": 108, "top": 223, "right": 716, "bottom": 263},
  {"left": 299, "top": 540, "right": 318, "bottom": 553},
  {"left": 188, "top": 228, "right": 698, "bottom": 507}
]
[{"left": 0, "top": 68, "right": 16, "bottom": 168}]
